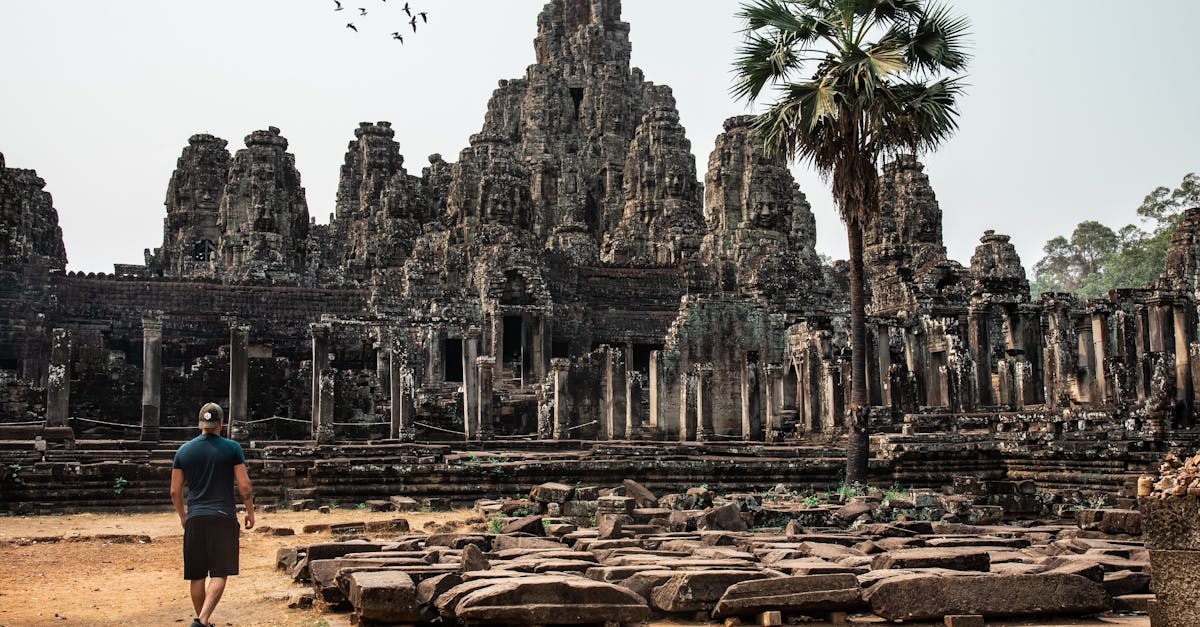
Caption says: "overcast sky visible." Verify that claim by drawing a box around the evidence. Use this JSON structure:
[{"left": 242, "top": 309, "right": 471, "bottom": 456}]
[{"left": 2, "top": 0, "right": 1198, "bottom": 274}]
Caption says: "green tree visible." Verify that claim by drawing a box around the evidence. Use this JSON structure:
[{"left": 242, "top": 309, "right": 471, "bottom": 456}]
[
  {"left": 733, "top": 0, "right": 969, "bottom": 484},
  {"left": 1031, "top": 173, "right": 1199, "bottom": 298}
]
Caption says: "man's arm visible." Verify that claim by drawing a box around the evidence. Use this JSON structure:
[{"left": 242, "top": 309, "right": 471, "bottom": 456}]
[
  {"left": 234, "top": 463, "right": 255, "bottom": 530},
  {"left": 170, "top": 468, "right": 186, "bottom": 528}
]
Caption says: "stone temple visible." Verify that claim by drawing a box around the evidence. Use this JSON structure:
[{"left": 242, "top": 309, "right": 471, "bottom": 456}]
[{"left": 2, "top": 0, "right": 1199, "bottom": 514}]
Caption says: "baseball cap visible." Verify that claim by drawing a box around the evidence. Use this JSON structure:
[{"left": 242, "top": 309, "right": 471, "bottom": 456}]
[{"left": 198, "top": 402, "right": 224, "bottom": 428}]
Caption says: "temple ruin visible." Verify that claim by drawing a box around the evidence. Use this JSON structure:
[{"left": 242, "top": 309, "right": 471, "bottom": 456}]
[{"left": 1, "top": 0, "right": 1198, "bottom": 518}]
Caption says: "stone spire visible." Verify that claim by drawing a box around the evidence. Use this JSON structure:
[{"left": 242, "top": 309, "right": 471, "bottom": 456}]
[
  {"left": 0, "top": 152, "right": 67, "bottom": 272},
  {"left": 149, "top": 134, "right": 231, "bottom": 278},
  {"left": 326, "top": 122, "right": 428, "bottom": 282},
  {"left": 534, "top": 0, "right": 630, "bottom": 83},
  {"left": 1158, "top": 207, "right": 1200, "bottom": 294},
  {"left": 215, "top": 127, "right": 311, "bottom": 282},
  {"left": 699, "top": 116, "right": 822, "bottom": 295},
  {"left": 970, "top": 230, "right": 1029, "bottom": 302},
  {"left": 601, "top": 107, "right": 704, "bottom": 265},
  {"left": 870, "top": 154, "right": 947, "bottom": 271}
]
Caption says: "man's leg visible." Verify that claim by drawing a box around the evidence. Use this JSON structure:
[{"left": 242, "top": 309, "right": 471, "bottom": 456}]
[
  {"left": 189, "top": 579, "right": 206, "bottom": 617},
  {"left": 197, "top": 576, "right": 226, "bottom": 625}
]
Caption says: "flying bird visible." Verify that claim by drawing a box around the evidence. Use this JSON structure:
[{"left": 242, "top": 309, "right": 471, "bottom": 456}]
[
  {"left": 358, "top": 7, "right": 368, "bottom": 15},
  {"left": 346, "top": 22, "right": 358, "bottom": 31},
  {"left": 402, "top": 2, "right": 412, "bottom": 17},
  {"left": 333, "top": 0, "right": 343, "bottom": 10},
  {"left": 419, "top": 11, "right": 427, "bottom": 22},
  {"left": 392, "top": 32, "right": 404, "bottom": 43},
  {"left": 409, "top": 16, "right": 418, "bottom": 31}
]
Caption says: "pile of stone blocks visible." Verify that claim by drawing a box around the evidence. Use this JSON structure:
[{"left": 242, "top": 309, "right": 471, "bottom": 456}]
[{"left": 278, "top": 479, "right": 1151, "bottom": 625}]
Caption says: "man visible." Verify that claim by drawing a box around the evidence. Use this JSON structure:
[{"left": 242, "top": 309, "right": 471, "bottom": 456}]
[{"left": 170, "top": 402, "right": 255, "bottom": 627}]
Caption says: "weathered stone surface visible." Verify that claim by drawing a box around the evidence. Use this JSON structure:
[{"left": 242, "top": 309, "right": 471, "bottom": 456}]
[
  {"left": 531, "top": 482, "right": 575, "bottom": 504},
  {"left": 870, "top": 547, "right": 991, "bottom": 572},
  {"left": 622, "top": 479, "right": 658, "bottom": 508},
  {"left": 461, "top": 543, "right": 490, "bottom": 572},
  {"left": 345, "top": 570, "right": 423, "bottom": 623},
  {"left": 501, "top": 514, "right": 546, "bottom": 536},
  {"left": 698, "top": 504, "right": 749, "bottom": 532},
  {"left": 864, "top": 573, "right": 1110, "bottom": 621},
  {"left": 712, "top": 573, "right": 863, "bottom": 618},
  {"left": 451, "top": 574, "right": 651, "bottom": 624},
  {"left": 649, "top": 570, "right": 773, "bottom": 613}
]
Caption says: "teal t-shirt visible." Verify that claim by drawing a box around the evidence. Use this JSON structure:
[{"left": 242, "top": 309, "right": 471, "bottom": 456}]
[{"left": 172, "top": 434, "right": 247, "bottom": 520}]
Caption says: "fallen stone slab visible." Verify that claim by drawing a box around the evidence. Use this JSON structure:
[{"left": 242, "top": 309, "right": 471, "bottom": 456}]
[
  {"left": 864, "top": 572, "right": 1111, "bottom": 621},
  {"left": 500, "top": 514, "right": 546, "bottom": 536},
  {"left": 531, "top": 482, "right": 574, "bottom": 503},
  {"left": 650, "top": 569, "right": 775, "bottom": 613},
  {"left": 1103, "top": 569, "right": 1151, "bottom": 596},
  {"left": 492, "top": 535, "right": 563, "bottom": 551},
  {"left": 451, "top": 574, "right": 651, "bottom": 624},
  {"left": 416, "top": 572, "right": 463, "bottom": 605},
  {"left": 713, "top": 573, "right": 864, "bottom": 618},
  {"left": 623, "top": 479, "right": 659, "bottom": 508},
  {"left": 346, "top": 570, "right": 425, "bottom": 623},
  {"left": 698, "top": 503, "right": 749, "bottom": 532},
  {"left": 870, "top": 547, "right": 991, "bottom": 572},
  {"left": 306, "top": 541, "right": 384, "bottom": 562}
]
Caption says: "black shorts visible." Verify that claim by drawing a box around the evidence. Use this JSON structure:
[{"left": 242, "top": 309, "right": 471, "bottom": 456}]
[{"left": 183, "top": 515, "right": 240, "bottom": 580}]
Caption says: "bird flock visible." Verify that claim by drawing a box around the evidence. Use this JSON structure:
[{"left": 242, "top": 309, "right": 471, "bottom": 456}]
[{"left": 335, "top": 0, "right": 428, "bottom": 43}]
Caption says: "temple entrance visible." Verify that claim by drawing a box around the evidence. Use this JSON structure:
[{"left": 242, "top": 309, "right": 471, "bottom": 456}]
[
  {"left": 444, "top": 338, "right": 463, "bottom": 382},
  {"left": 503, "top": 315, "right": 523, "bottom": 375}
]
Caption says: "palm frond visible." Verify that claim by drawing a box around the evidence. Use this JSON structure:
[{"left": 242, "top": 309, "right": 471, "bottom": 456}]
[{"left": 906, "top": 2, "right": 971, "bottom": 72}]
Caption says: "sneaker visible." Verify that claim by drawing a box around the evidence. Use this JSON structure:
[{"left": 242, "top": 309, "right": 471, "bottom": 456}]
[{"left": 189, "top": 620, "right": 204, "bottom": 627}]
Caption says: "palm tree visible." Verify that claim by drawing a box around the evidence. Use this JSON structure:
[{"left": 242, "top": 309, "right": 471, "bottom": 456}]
[{"left": 732, "top": 0, "right": 969, "bottom": 485}]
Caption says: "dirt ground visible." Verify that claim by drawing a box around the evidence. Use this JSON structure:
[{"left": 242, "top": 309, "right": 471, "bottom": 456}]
[{"left": 0, "top": 509, "right": 1151, "bottom": 627}]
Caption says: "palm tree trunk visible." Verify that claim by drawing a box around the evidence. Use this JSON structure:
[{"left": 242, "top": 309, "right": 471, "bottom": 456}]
[{"left": 845, "top": 222, "right": 870, "bottom": 485}]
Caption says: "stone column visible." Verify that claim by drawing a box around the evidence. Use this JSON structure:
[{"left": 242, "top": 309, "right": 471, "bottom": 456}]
[
  {"left": 679, "top": 370, "right": 698, "bottom": 442},
  {"left": 697, "top": 364, "right": 715, "bottom": 440},
  {"left": 905, "top": 325, "right": 928, "bottom": 406},
  {"left": 741, "top": 358, "right": 761, "bottom": 441},
  {"left": 477, "top": 356, "right": 495, "bottom": 441},
  {"left": 1090, "top": 306, "right": 1110, "bottom": 405},
  {"left": 821, "top": 361, "right": 840, "bottom": 430},
  {"left": 229, "top": 323, "right": 249, "bottom": 439},
  {"left": 648, "top": 350, "right": 663, "bottom": 431},
  {"left": 427, "top": 328, "right": 444, "bottom": 383},
  {"left": 463, "top": 326, "right": 481, "bottom": 440},
  {"left": 375, "top": 328, "right": 390, "bottom": 392},
  {"left": 1077, "top": 321, "right": 1096, "bottom": 404},
  {"left": 764, "top": 364, "right": 784, "bottom": 436},
  {"left": 625, "top": 370, "right": 642, "bottom": 440},
  {"left": 603, "top": 347, "right": 625, "bottom": 440},
  {"left": 317, "top": 369, "right": 335, "bottom": 444},
  {"left": 551, "top": 358, "right": 570, "bottom": 439},
  {"left": 140, "top": 315, "right": 163, "bottom": 442},
  {"left": 532, "top": 316, "right": 548, "bottom": 381},
  {"left": 1174, "top": 303, "right": 1194, "bottom": 418},
  {"left": 390, "top": 336, "right": 415, "bottom": 441},
  {"left": 968, "top": 305, "right": 992, "bottom": 406},
  {"left": 47, "top": 328, "right": 71, "bottom": 428},
  {"left": 310, "top": 323, "right": 330, "bottom": 438}
]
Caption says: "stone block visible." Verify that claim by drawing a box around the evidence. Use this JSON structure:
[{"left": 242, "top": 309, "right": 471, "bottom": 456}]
[
  {"left": 1142, "top": 496, "right": 1200, "bottom": 550},
  {"left": 622, "top": 479, "right": 659, "bottom": 508},
  {"left": 650, "top": 570, "right": 773, "bottom": 613},
  {"left": 864, "top": 573, "right": 1110, "bottom": 622},
  {"left": 364, "top": 499, "right": 393, "bottom": 512},
  {"left": 870, "top": 547, "right": 991, "bottom": 572},
  {"left": 531, "top": 482, "right": 575, "bottom": 503},
  {"left": 597, "top": 495, "right": 637, "bottom": 514},
  {"left": 1148, "top": 549, "right": 1200, "bottom": 624},
  {"left": 943, "top": 616, "right": 985, "bottom": 627},
  {"left": 500, "top": 514, "right": 545, "bottom": 536},
  {"left": 712, "top": 573, "right": 862, "bottom": 618},
  {"left": 1098, "top": 509, "right": 1142, "bottom": 535},
  {"left": 346, "top": 570, "right": 423, "bottom": 623},
  {"left": 698, "top": 503, "right": 749, "bottom": 532},
  {"left": 389, "top": 495, "right": 419, "bottom": 511},
  {"left": 451, "top": 574, "right": 651, "bottom": 624},
  {"left": 364, "top": 517, "right": 409, "bottom": 534}
]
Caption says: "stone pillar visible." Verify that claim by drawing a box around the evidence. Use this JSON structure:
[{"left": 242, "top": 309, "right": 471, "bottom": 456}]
[
  {"left": 968, "top": 305, "right": 992, "bottom": 406},
  {"left": 648, "top": 350, "right": 663, "bottom": 431},
  {"left": 905, "top": 325, "right": 928, "bottom": 406},
  {"left": 1173, "top": 303, "right": 1192, "bottom": 413},
  {"left": 625, "top": 370, "right": 642, "bottom": 440},
  {"left": 764, "top": 364, "right": 784, "bottom": 436},
  {"left": 477, "top": 356, "right": 495, "bottom": 441},
  {"left": 310, "top": 323, "right": 330, "bottom": 438},
  {"left": 317, "top": 369, "right": 335, "bottom": 443},
  {"left": 427, "top": 328, "right": 444, "bottom": 383},
  {"left": 140, "top": 315, "right": 163, "bottom": 442},
  {"left": 551, "top": 358, "right": 570, "bottom": 439},
  {"left": 533, "top": 316, "right": 548, "bottom": 381},
  {"left": 1077, "top": 322, "right": 1096, "bottom": 404},
  {"left": 229, "top": 323, "right": 249, "bottom": 439},
  {"left": 697, "top": 364, "right": 715, "bottom": 440},
  {"left": 603, "top": 347, "right": 626, "bottom": 440},
  {"left": 820, "top": 361, "right": 841, "bottom": 430},
  {"left": 679, "top": 370, "right": 698, "bottom": 442},
  {"left": 463, "top": 326, "right": 481, "bottom": 440},
  {"left": 390, "top": 336, "right": 415, "bottom": 442},
  {"left": 375, "top": 328, "right": 390, "bottom": 392},
  {"left": 741, "top": 358, "right": 762, "bottom": 441},
  {"left": 1090, "top": 306, "right": 1110, "bottom": 405},
  {"left": 46, "top": 328, "right": 71, "bottom": 428}
]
